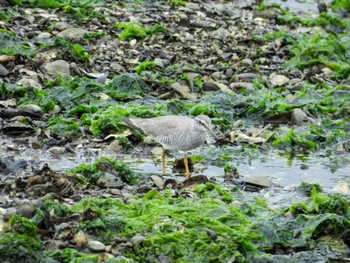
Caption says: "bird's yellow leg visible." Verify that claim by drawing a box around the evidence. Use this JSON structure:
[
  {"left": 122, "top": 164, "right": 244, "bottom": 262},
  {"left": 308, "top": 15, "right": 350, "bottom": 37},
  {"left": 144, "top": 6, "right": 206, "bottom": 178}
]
[
  {"left": 184, "top": 153, "right": 190, "bottom": 179},
  {"left": 161, "top": 148, "right": 166, "bottom": 174}
]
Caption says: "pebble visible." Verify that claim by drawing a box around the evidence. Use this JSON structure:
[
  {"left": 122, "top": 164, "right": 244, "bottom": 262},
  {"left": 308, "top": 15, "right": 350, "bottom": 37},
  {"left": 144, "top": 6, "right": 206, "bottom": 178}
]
[
  {"left": 88, "top": 240, "right": 106, "bottom": 252},
  {"left": 130, "top": 234, "right": 145, "bottom": 245},
  {"left": 35, "top": 32, "right": 52, "bottom": 41},
  {"left": 0, "top": 63, "right": 9, "bottom": 76},
  {"left": 269, "top": 73, "right": 290, "bottom": 87},
  {"left": 45, "top": 60, "right": 70, "bottom": 77},
  {"left": 333, "top": 182, "right": 350, "bottom": 195},
  {"left": 48, "top": 146, "right": 66, "bottom": 155},
  {"left": 54, "top": 22, "right": 73, "bottom": 31},
  {"left": 57, "top": 28, "right": 89, "bottom": 41},
  {"left": 16, "top": 78, "right": 42, "bottom": 89}
]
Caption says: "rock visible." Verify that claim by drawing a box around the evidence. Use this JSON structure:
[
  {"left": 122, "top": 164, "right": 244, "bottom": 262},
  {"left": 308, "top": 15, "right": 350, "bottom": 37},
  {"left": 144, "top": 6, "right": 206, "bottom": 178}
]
[
  {"left": 130, "top": 234, "right": 145, "bottom": 245},
  {"left": 291, "top": 108, "right": 309, "bottom": 126},
  {"left": 18, "top": 104, "right": 43, "bottom": 118},
  {"left": 234, "top": 73, "right": 259, "bottom": 81},
  {"left": 0, "top": 63, "right": 9, "bottom": 76},
  {"left": 243, "top": 175, "right": 272, "bottom": 189},
  {"left": 74, "top": 230, "right": 88, "bottom": 248},
  {"left": 333, "top": 182, "right": 350, "bottom": 195},
  {"left": 45, "top": 60, "right": 70, "bottom": 77},
  {"left": 203, "top": 82, "right": 220, "bottom": 92},
  {"left": 107, "top": 140, "right": 123, "bottom": 153},
  {"left": 201, "top": 77, "right": 235, "bottom": 95},
  {"left": 241, "top": 58, "right": 253, "bottom": 66},
  {"left": 17, "top": 203, "right": 36, "bottom": 218},
  {"left": 269, "top": 73, "right": 290, "bottom": 87},
  {"left": 57, "top": 28, "right": 88, "bottom": 41},
  {"left": 95, "top": 173, "right": 124, "bottom": 189},
  {"left": 16, "top": 78, "right": 42, "bottom": 89},
  {"left": 229, "top": 82, "right": 255, "bottom": 92},
  {"left": 48, "top": 146, "right": 66, "bottom": 155},
  {"left": 35, "top": 32, "right": 52, "bottom": 42},
  {"left": 186, "top": 2, "right": 201, "bottom": 10},
  {"left": 171, "top": 82, "right": 197, "bottom": 100},
  {"left": 88, "top": 240, "right": 106, "bottom": 252},
  {"left": 150, "top": 175, "right": 165, "bottom": 189},
  {"left": 54, "top": 22, "right": 73, "bottom": 31},
  {"left": 210, "top": 27, "right": 230, "bottom": 38}
]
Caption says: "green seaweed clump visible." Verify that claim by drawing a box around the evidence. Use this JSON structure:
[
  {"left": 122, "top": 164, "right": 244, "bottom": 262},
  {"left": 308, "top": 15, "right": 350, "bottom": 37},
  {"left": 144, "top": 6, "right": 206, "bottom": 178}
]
[
  {"left": 48, "top": 117, "right": 80, "bottom": 137},
  {"left": 287, "top": 33, "right": 350, "bottom": 80},
  {"left": 0, "top": 233, "right": 43, "bottom": 263},
  {"left": 116, "top": 22, "right": 166, "bottom": 41},
  {"left": 296, "top": 182, "right": 323, "bottom": 196},
  {"left": 0, "top": 30, "right": 35, "bottom": 56},
  {"left": 68, "top": 186, "right": 260, "bottom": 262},
  {"left": 0, "top": 215, "right": 43, "bottom": 263},
  {"left": 109, "top": 73, "right": 151, "bottom": 100},
  {"left": 68, "top": 157, "right": 137, "bottom": 185}
]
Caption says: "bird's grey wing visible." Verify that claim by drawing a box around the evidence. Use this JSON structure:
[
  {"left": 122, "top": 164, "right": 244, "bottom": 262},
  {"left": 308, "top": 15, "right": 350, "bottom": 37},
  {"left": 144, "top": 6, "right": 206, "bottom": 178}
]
[{"left": 122, "top": 116, "right": 190, "bottom": 138}]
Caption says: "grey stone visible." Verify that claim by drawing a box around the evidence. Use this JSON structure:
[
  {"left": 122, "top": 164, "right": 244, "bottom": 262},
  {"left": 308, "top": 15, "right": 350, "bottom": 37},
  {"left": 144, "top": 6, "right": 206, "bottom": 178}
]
[
  {"left": 16, "top": 78, "right": 42, "bottom": 89},
  {"left": 0, "top": 63, "right": 9, "bottom": 76},
  {"left": 57, "top": 28, "right": 88, "bottom": 41},
  {"left": 45, "top": 60, "right": 70, "bottom": 77},
  {"left": 54, "top": 22, "right": 73, "bottom": 31},
  {"left": 88, "top": 240, "right": 106, "bottom": 252}
]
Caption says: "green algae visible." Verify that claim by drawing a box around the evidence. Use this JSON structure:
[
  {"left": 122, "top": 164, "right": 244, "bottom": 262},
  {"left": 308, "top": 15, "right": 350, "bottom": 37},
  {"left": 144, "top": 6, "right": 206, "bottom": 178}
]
[
  {"left": 116, "top": 22, "right": 166, "bottom": 41},
  {"left": 287, "top": 33, "right": 350, "bottom": 80},
  {"left": 0, "top": 30, "right": 35, "bottom": 56},
  {"left": 0, "top": 233, "right": 43, "bottom": 263},
  {"left": 2, "top": 183, "right": 350, "bottom": 262},
  {"left": 48, "top": 117, "right": 81, "bottom": 136},
  {"left": 68, "top": 156, "right": 137, "bottom": 185},
  {"left": 133, "top": 61, "right": 156, "bottom": 74},
  {"left": 67, "top": 185, "right": 260, "bottom": 262}
]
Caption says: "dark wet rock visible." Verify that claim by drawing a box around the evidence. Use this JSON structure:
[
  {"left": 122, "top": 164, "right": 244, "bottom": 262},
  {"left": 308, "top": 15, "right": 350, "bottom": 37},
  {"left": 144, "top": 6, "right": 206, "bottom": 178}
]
[
  {"left": 17, "top": 202, "right": 36, "bottom": 219},
  {"left": 0, "top": 108, "right": 18, "bottom": 119},
  {"left": 163, "top": 178, "right": 178, "bottom": 189},
  {"left": 88, "top": 240, "right": 106, "bottom": 252},
  {"left": 57, "top": 28, "right": 88, "bottom": 41},
  {"left": 110, "top": 238, "right": 132, "bottom": 255},
  {"left": 182, "top": 175, "right": 209, "bottom": 189},
  {"left": 203, "top": 82, "right": 220, "bottom": 91},
  {"left": 300, "top": 163, "right": 309, "bottom": 170},
  {"left": 136, "top": 184, "right": 153, "bottom": 194},
  {"left": 0, "top": 156, "right": 27, "bottom": 175},
  {"left": 54, "top": 222, "right": 78, "bottom": 240},
  {"left": 241, "top": 175, "right": 272, "bottom": 192},
  {"left": 18, "top": 104, "right": 43, "bottom": 118},
  {"left": 229, "top": 82, "right": 255, "bottom": 92},
  {"left": 44, "top": 60, "right": 70, "bottom": 77},
  {"left": 20, "top": 164, "right": 85, "bottom": 198}
]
